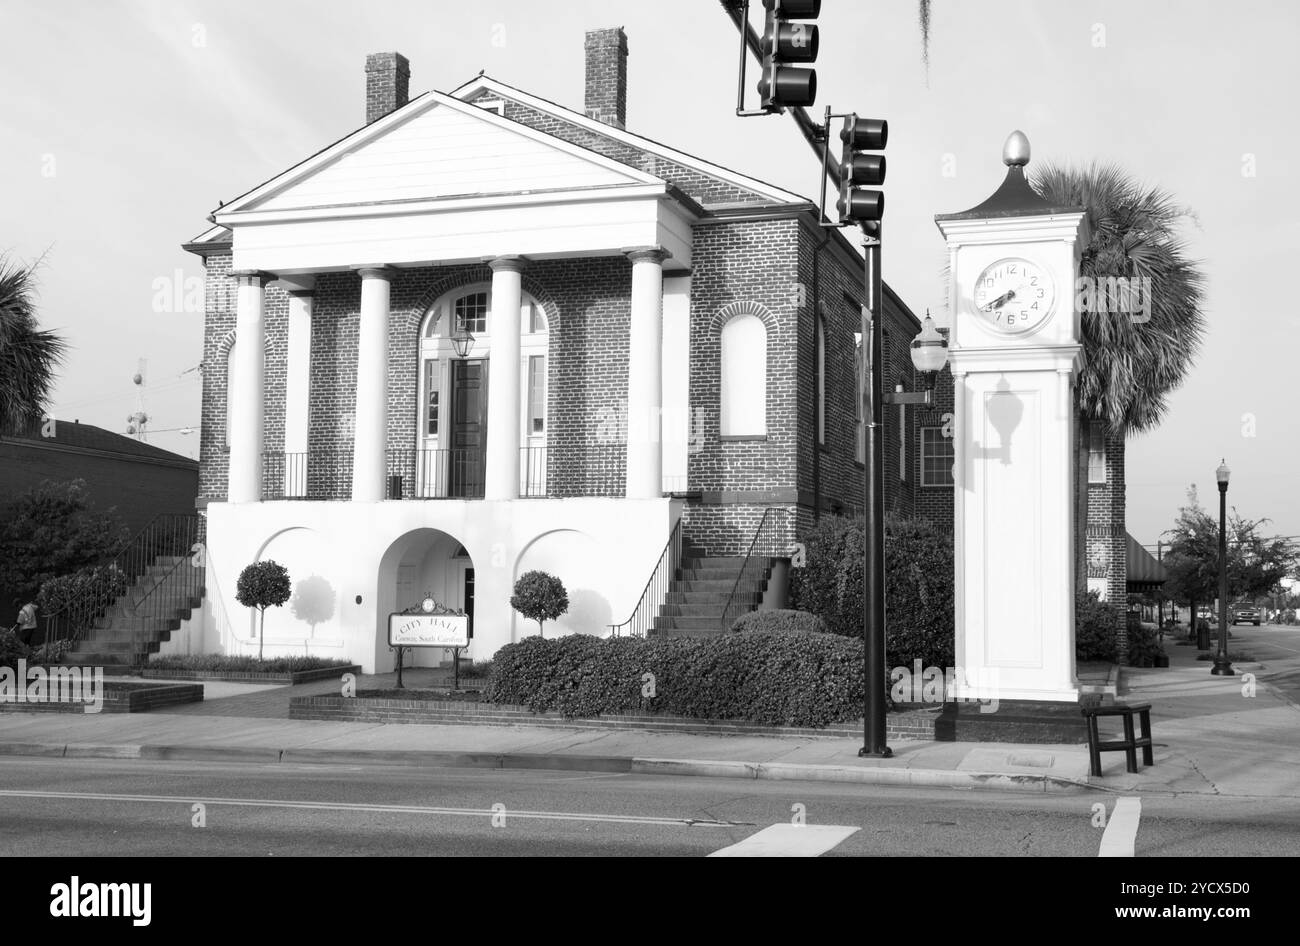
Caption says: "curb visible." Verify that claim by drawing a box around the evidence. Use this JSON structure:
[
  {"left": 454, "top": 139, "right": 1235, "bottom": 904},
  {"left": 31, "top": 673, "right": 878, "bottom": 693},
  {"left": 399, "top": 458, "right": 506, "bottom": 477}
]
[{"left": 0, "top": 740, "right": 1091, "bottom": 793}]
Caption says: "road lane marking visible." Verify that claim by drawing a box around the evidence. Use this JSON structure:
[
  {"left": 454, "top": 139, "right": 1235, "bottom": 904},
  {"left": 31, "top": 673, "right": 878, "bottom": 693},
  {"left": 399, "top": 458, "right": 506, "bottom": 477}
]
[
  {"left": 1098, "top": 796, "right": 1141, "bottom": 857},
  {"left": 0, "top": 790, "right": 751, "bottom": 829},
  {"left": 709, "top": 824, "right": 860, "bottom": 857}
]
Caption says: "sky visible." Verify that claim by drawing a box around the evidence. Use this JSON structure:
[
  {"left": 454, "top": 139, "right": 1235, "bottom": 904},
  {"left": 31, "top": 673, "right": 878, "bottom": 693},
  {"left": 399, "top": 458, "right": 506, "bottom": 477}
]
[{"left": 2, "top": 0, "right": 1297, "bottom": 546}]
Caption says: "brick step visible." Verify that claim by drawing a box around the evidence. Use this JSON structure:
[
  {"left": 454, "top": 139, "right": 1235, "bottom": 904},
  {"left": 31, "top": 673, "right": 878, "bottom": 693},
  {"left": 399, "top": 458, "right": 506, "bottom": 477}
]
[
  {"left": 63, "top": 652, "right": 137, "bottom": 666},
  {"left": 663, "top": 590, "right": 734, "bottom": 605},
  {"left": 71, "top": 639, "right": 163, "bottom": 654},
  {"left": 77, "top": 624, "right": 179, "bottom": 644},
  {"left": 677, "top": 566, "right": 760, "bottom": 581},
  {"left": 667, "top": 578, "right": 765, "bottom": 594},
  {"left": 681, "top": 557, "right": 750, "bottom": 569},
  {"left": 659, "top": 599, "right": 758, "bottom": 618}
]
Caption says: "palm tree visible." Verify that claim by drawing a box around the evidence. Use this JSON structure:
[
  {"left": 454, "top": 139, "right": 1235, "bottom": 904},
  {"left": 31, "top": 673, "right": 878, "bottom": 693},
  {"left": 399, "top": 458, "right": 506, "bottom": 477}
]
[
  {"left": 0, "top": 254, "right": 67, "bottom": 435},
  {"left": 918, "top": 0, "right": 932, "bottom": 70},
  {"left": 1029, "top": 163, "right": 1208, "bottom": 601}
]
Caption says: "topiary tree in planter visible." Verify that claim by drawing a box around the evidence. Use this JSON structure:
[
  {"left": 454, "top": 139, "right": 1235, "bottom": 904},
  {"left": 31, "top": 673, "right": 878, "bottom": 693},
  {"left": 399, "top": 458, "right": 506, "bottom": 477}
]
[
  {"left": 236, "top": 560, "right": 291, "bottom": 660},
  {"left": 511, "top": 571, "right": 568, "bottom": 638}
]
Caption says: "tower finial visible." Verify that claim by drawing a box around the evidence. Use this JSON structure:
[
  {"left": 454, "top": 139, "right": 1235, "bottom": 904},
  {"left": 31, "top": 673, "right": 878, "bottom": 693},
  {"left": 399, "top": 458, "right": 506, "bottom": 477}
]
[{"left": 1003, "top": 130, "right": 1030, "bottom": 167}]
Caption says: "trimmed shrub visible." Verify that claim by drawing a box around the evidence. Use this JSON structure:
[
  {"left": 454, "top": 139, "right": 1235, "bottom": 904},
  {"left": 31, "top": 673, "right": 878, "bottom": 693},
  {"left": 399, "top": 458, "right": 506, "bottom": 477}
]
[
  {"left": 146, "top": 654, "right": 352, "bottom": 673},
  {"left": 788, "top": 515, "right": 954, "bottom": 668},
  {"left": 0, "top": 630, "right": 29, "bottom": 671},
  {"left": 730, "top": 609, "right": 826, "bottom": 635},
  {"left": 483, "top": 630, "right": 865, "bottom": 728},
  {"left": 510, "top": 571, "right": 569, "bottom": 637},
  {"left": 1126, "top": 619, "right": 1162, "bottom": 666},
  {"left": 1076, "top": 590, "right": 1121, "bottom": 661},
  {"left": 36, "top": 565, "right": 130, "bottom": 616}
]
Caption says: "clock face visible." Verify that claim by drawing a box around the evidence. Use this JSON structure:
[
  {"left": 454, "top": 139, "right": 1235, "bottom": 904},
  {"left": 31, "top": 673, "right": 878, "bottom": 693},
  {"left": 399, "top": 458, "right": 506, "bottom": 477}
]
[{"left": 972, "top": 257, "right": 1056, "bottom": 334}]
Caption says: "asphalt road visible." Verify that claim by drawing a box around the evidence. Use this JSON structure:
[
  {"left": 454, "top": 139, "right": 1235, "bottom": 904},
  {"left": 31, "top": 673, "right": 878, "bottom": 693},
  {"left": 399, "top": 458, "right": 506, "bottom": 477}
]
[
  {"left": 1, "top": 756, "right": 1298, "bottom": 857},
  {"left": 1225, "top": 622, "right": 1300, "bottom": 706}
]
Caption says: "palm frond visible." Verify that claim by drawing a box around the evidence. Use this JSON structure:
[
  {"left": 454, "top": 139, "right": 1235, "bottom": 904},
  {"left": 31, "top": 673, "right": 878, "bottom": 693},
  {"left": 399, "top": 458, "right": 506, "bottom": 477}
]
[
  {"left": 1030, "top": 161, "right": 1207, "bottom": 435},
  {"left": 0, "top": 255, "right": 67, "bottom": 433}
]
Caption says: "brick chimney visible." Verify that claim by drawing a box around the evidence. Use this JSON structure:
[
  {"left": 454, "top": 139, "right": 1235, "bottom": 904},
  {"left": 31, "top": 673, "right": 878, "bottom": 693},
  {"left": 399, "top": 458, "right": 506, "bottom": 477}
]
[
  {"left": 584, "top": 28, "right": 627, "bottom": 129},
  {"left": 365, "top": 52, "right": 410, "bottom": 124}
]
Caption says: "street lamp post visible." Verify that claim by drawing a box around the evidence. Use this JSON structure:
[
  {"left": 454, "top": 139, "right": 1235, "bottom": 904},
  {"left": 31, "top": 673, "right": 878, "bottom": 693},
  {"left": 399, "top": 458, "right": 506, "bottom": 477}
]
[
  {"left": 858, "top": 294, "right": 948, "bottom": 758},
  {"left": 1212, "top": 459, "right": 1234, "bottom": 676}
]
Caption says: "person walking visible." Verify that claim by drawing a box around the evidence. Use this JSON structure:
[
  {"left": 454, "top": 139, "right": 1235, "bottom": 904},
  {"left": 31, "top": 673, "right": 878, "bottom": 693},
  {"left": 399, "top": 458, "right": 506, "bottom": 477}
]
[{"left": 14, "top": 600, "right": 38, "bottom": 646}]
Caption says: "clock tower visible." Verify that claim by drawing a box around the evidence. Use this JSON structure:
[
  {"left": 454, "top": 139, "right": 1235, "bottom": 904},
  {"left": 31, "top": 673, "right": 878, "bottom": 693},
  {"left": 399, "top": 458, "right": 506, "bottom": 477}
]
[{"left": 935, "top": 131, "right": 1090, "bottom": 709}]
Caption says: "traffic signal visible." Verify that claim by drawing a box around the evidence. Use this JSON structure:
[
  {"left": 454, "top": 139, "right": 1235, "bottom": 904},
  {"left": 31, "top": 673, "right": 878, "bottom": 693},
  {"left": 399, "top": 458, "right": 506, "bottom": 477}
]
[
  {"left": 837, "top": 114, "right": 887, "bottom": 225},
  {"left": 757, "top": 0, "right": 821, "bottom": 111}
]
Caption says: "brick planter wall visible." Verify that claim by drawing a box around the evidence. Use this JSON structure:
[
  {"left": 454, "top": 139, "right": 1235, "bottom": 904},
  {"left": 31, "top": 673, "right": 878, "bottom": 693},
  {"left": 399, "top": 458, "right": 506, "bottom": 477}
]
[{"left": 291, "top": 693, "right": 939, "bottom": 741}]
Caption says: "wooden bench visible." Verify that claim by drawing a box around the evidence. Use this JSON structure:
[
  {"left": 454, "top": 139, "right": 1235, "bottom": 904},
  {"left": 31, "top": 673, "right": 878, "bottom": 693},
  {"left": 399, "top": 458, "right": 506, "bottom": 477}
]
[{"left": 1081, "top": 702, "right": 1153, "bottom": 777}]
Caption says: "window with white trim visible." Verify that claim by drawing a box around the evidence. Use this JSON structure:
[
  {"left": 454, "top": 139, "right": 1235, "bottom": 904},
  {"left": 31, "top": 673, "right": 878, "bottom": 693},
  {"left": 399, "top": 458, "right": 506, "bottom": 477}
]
[
  {"left": 454, "top": 292, "right": 488, "bottom": 334},
  {"left": 720, "top": 313, "right": 767, "bottom": 437},
  {"left": 920, "top": 427, "right": 954, "bottom": 487},
  {"left": 527, "top": 355, "right": 546, "bottom": 434},
  {"left": 425, "top": 359, "right": 441, "bottom": 436},
  {"left": 1088, "top": 421, "right": 1106, "bottom": 483}
]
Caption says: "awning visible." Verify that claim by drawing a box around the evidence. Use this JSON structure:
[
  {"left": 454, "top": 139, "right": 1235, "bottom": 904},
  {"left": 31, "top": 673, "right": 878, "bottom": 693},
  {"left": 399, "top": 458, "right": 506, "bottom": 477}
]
[{"left": 1126, "top": 533, "right": 1168, "bottom": 591}]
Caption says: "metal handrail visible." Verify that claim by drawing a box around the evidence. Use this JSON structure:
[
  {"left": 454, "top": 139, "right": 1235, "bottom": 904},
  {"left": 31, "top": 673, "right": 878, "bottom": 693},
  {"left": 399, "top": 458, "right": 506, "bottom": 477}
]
[
  {"left": 42, "top": 514, "right": 202, "bottom": 648},
  {"left": 126, "top": 543, "right": 206, "bottom": 668},
  {"left": 607, "top": 517, "right": 683, "bottom": 639},
  {"left": 719, "top": 508, "right": 782, "bottom": 632}
]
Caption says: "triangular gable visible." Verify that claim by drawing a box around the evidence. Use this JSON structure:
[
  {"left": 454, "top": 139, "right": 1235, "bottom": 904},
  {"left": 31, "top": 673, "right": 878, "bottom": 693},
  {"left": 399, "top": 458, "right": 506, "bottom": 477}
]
[
  {"left": 220, "top": 90, "right": 663, "bottom": 216},
  {"left": 452, "top": 75, "right": 809, "bottom": 207}
]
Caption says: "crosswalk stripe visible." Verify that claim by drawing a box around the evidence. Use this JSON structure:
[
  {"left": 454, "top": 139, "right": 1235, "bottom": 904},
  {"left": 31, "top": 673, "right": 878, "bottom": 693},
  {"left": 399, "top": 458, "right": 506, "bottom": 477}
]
[
  {"left": 1099, "top": 796, "right": 1141, "bottom": 857},
  {"left": 709, "top": 824, "right": 860, "bottom": 857}
]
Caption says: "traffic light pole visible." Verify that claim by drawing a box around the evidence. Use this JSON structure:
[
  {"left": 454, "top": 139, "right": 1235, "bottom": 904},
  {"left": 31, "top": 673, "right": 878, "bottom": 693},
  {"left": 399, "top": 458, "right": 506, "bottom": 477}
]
[
  {"left": 720, "top": 0, "right": 842, "bottom": 185},
  {"left": 861, "top": 224, "right": 890, "bottom": 757}
]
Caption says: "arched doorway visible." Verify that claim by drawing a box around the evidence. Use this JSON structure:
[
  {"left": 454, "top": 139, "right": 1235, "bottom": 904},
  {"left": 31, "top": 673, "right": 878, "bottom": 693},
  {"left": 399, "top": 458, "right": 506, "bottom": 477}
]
[
  {"left": 416, "top": 284, "right": 550, "bottom": 497},
  {"left": 376, "top": 528, "right": 475, "bottom": 671}
]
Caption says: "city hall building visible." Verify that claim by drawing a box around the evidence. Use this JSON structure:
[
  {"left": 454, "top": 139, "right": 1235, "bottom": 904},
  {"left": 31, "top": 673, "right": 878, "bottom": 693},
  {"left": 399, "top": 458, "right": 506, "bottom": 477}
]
[{"left": 179, "top": 28, "right": 1129, "bottom": 672}]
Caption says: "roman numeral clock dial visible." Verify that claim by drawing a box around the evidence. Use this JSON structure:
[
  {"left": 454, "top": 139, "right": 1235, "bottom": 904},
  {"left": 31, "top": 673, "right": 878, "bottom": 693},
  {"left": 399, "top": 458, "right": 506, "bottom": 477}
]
[{"left": 972, "top": 257, "right": 1056, "bottom": 334}]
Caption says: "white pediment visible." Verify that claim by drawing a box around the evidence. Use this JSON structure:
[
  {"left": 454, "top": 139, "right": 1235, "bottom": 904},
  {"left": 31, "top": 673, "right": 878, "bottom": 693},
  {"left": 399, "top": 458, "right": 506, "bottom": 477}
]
[{"left": 234, "top": 92, "right": 660, "bottom": 214}]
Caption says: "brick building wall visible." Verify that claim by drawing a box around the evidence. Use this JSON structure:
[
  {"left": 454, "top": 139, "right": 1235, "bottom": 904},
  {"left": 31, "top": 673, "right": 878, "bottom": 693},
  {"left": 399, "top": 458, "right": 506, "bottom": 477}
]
[
  {"left": 1085, "top": 425, "right": 1129, "bottom": 658},
  {"left": 198, "top": 252, "right": 234, "bottom": 501},
  {"left": 914, "top": 365, "right": 956, "bottom": 530}
]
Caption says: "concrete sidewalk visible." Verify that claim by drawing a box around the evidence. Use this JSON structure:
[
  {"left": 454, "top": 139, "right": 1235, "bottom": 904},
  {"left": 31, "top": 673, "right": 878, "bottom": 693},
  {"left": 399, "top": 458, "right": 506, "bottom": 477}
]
[{"left": 0, "top": 641, "right": 1295, "bottom": 797}]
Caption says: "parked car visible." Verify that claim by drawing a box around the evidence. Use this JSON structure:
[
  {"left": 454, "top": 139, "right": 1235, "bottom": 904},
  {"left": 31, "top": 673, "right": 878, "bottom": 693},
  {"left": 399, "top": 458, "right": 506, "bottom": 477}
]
[
  {"left": 1231, "top": 605, "right": 1262, "bottom": 626},
  {"left": 1196, "top": 606, "right": 1217, "bottom": 625}
]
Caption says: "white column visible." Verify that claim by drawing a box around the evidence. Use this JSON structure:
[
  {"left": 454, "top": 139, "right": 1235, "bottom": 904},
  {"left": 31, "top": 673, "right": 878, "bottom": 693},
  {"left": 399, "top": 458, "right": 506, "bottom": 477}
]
[
  {"left": 352, "top": 267, "right": 393, "bottom": 502},
  {"left": 625, "top": 248, "right": 667, "bottom": 499},
  {"left": 484, "top": 257, "right": 524, "bottom": 500},
  {"left": 228, "top": 271, "right": 270, "bottom": 503},
  {"left": 284, "top": 290, "right": 313, "bottom": 496}
]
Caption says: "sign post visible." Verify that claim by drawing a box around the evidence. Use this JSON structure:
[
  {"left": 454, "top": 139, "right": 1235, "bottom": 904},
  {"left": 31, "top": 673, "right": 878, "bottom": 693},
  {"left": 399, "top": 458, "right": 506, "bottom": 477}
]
[{"left": 388, "top": 595, "right": 469, "bottom": 690}]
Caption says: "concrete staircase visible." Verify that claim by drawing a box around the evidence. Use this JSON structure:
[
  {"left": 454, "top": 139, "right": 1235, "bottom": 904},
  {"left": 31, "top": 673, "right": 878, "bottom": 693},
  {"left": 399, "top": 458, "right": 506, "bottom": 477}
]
[
  {"left": 651, "top": 545, "right": 771, "bottom": 639},
  {"left": 63, "top": 556, "right": 204, "bottom": 670}
]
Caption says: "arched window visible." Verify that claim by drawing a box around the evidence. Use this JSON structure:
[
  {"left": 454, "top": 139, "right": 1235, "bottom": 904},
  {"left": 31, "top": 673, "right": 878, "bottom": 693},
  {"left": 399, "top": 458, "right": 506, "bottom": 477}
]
[{"left": 720, "top": 313, "right": 767, "bottom": 437}]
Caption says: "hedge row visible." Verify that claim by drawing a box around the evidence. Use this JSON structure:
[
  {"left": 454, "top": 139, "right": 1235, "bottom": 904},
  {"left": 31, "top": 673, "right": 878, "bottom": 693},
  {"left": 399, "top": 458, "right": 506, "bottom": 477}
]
[
  {"left": 146, "top": 654, "right": 354, "bottom": 673},
  {"left": 789, "top": 515, "right": 955, "bottom": 668},
  {"left": 483, "top": 631, "right": 864, "bottom": 728}
]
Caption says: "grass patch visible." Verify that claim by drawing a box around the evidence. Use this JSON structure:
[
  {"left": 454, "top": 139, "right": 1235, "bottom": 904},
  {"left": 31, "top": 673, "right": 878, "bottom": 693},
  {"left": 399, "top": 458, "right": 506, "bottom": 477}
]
[
  {"left": 1195, "top": 651, "right": 1255, "bottom": 662},
  {"left": 147, "top": 654, "right": 355, "bottom": 673}
]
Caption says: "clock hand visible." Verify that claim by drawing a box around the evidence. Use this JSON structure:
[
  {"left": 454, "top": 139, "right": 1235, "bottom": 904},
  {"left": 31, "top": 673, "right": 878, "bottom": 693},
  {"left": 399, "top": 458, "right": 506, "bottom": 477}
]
[{"left": 981, "top": 290, "right": 1015, "bottom": 312}]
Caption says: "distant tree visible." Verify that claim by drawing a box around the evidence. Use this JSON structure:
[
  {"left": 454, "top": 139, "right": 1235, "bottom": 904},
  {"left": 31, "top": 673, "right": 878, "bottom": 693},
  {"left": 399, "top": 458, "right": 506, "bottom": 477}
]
[
  {"left": 0, "top": 254, "right": 67, "bottom": 434},
  {"left": 510, "top": 571, "right": 568, "bottom": 638},
  {"left": 1162, "top": 487, "right": 1299, "bottom": 635},
  {"left": 0, "top": 479, "right": 130, "bottom": 613},
  {"left": 236, "top": 560, "right": 292, "bottom": 660}
]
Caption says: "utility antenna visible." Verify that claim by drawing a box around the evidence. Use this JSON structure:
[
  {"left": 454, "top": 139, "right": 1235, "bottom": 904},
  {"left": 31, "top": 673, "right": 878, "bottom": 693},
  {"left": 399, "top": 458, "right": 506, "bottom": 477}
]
[{"left": 126, "top": 358, "right": 149, "bottom": 441}]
